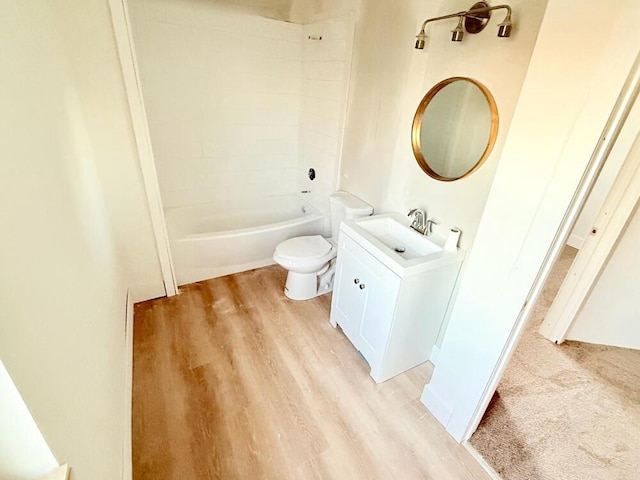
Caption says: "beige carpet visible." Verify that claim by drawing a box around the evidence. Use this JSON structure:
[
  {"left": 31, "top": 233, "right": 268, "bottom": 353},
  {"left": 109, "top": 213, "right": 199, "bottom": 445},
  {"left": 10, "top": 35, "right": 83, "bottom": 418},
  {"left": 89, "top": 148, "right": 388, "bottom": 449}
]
[{"left": 470, "top": 246, "right": 640, "bottom": 480}]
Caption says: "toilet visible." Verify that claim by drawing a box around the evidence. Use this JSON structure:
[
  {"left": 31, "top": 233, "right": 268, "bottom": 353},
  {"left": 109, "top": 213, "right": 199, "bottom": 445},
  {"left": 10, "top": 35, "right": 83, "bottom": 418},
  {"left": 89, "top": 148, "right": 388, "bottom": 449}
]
[{"left": 273, "top": 191, "right": 373, "bottom": 300}]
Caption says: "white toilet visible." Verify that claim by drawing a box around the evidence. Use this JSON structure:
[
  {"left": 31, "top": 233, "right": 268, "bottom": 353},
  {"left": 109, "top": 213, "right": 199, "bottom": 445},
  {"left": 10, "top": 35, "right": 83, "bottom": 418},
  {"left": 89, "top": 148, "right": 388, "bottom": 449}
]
[{"left": 273, "top": 191, "right": 373, "bottom": 300}]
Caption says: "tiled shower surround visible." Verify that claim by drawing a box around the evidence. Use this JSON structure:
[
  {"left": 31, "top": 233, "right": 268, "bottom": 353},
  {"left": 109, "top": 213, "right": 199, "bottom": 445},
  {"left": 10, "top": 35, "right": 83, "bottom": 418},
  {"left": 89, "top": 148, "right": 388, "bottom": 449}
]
[{"left": 130, "top": 0, "right": 354, "bottom": 210}]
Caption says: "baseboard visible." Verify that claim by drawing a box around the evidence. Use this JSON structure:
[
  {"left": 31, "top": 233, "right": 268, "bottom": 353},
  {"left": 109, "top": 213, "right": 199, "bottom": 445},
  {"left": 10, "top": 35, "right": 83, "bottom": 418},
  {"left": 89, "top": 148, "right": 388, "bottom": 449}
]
[
  {"left": 463, "top": 442, "right": 503, "bottom": 480},
  {"left": 34, "top": 464, "right": 69, "bottom": 480},
  {"left": 429, "top": 344, "right": 440, "bottom": 365},
  {"left": 122, "top": 291, "right": 134, "bottom": 480},
  {"left": 420, "top": 383, "right": 453, "bottom": 426},
  {"left": 176, "top": 258, "right": 276, "bottom": 286},
  {"left": 566, "top": 234, "right": 584, "bottom": 249}
]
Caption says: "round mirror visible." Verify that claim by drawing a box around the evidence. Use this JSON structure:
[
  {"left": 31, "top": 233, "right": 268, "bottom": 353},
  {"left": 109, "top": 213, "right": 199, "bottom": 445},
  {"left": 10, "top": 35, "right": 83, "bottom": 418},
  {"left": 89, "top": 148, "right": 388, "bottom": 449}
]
[{"left": 411, "top": 77, "right": 498, "bottom": 181}]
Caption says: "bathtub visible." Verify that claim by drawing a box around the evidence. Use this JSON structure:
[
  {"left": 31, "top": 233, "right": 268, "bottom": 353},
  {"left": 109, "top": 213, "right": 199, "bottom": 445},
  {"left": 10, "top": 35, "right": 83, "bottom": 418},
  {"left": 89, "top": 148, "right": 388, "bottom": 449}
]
[{"left": 165, "top": 195, "right": 325, "bottom": 286}]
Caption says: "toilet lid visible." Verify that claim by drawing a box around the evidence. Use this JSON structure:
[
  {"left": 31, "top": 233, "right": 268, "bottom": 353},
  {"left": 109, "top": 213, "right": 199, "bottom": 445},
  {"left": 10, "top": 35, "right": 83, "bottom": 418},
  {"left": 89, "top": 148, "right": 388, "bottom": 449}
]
[{"left": 276, "top": 235, "right": 333, "bottom": 260}]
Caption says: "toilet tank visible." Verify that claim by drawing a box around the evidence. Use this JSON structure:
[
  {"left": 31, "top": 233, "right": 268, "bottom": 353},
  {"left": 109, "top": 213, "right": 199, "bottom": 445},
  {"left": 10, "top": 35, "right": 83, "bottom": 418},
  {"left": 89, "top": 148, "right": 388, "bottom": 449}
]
[{"left": 329, "top": 191, "right": 373, "bottom": 238}]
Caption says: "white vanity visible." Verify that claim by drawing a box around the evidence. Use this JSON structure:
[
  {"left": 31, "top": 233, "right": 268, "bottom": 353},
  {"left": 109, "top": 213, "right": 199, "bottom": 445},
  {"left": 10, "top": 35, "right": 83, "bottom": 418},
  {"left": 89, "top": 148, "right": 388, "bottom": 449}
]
[{"left": 329, "top": 213, "right": 465, "bottom": 383}]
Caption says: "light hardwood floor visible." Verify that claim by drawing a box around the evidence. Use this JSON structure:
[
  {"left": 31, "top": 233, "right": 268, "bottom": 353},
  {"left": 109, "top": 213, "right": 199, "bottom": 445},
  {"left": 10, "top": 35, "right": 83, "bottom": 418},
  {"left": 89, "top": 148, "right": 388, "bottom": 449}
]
[{"left": 133, "top": 265, "right": 490, "bottom": 480}]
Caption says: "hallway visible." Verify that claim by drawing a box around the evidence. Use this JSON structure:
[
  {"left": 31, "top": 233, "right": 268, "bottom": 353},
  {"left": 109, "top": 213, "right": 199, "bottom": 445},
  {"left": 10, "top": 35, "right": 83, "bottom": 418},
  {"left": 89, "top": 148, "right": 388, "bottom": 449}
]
[{"left": 471, "top": 247, "right": 640, "bottom": 479}]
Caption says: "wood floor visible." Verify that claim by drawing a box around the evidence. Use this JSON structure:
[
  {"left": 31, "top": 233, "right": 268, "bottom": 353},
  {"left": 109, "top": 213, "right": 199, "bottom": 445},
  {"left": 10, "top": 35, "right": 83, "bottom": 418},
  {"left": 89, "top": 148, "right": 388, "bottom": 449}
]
[{"left": 133, "top": 265, "right": 490, "bottom": 480}]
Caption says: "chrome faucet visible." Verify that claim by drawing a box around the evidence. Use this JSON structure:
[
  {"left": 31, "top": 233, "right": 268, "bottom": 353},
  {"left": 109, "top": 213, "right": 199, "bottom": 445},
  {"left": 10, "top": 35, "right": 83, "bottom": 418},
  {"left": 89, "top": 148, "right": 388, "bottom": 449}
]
[
  {"left": 408, "top": 209, "right": 439, "bottom": 236},
  {"left": 425, "top": 217, "right": 439, "bottom": 236},
  {"left": 408, "top": 209, "right": 426, "bottom": 234}
]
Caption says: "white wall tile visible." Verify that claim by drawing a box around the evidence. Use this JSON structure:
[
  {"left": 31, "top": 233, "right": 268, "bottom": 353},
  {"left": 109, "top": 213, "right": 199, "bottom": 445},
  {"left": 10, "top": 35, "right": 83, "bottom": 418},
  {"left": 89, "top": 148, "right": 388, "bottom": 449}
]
[
  {"left": 132, "top": 2, "right": 353, "bottom": 208},
  {"left": 303, "top": 79, "right": 344, "bottom": 101},
  {"left": 303, "top": 39, "right": 347, "bottom": 62},
  {"left": 303, "top": 61, "right": 345, "bottom": 82},
  {"left": 303, "top": 112, "right": 341, "bottom": 138},
  {"left": 298, "top": 17, "right": 354, "bottom": 205},
  {"left": 301, "top": 96, "right": 342, "bottom": 120},
  {"left": 302, "top": 131, "right": 339, "bottom": 155}
]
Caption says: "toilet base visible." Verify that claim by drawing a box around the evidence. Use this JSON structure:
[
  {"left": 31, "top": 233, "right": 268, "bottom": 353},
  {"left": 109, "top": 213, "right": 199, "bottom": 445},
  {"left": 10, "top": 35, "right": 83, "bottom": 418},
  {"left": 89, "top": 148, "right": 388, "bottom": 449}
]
[
  {"left": 284, "top": 271, "right": 320, "bottom": 300},
  {"left": 284, "top": 262, "right": 335, "bottom": 301}
]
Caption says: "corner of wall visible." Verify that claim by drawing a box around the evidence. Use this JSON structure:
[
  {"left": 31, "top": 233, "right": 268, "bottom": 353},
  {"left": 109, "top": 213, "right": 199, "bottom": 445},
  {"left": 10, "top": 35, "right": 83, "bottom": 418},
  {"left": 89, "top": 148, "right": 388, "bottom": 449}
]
[{"left": 420, "top": 383, "right": 454, "bottom": 429}]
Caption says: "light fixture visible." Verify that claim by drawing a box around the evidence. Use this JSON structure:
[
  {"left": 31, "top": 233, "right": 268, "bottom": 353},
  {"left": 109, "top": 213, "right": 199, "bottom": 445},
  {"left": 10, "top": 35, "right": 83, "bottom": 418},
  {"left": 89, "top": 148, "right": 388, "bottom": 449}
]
[
  {"left": 415, "top": 29, "right": 428, "bottom": 49},
  {"left": 451, "top": 16, "right": 464, "bottom": 42},
  {"left": 497, "top": 10, "right": 513, "bottom": 37},
  {"left": 414, "top": 2, "right": 513, "bottom": 49}
]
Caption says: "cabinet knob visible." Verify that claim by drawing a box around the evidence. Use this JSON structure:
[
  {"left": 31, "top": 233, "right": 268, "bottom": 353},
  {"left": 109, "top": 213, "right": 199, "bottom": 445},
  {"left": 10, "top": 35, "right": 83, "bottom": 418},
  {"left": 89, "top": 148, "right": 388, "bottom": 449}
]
[
  {"left": 359, "top": 284, "right": 366, "bottom": 290},
  {"left": 354, "top": 278, "right": 360, "bottom": 284}
]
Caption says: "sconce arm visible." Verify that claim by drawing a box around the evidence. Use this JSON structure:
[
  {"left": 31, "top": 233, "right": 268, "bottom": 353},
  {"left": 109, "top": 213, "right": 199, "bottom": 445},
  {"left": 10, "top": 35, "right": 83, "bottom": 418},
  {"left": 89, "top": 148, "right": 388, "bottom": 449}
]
[
  {"left": 418, "top": 4, "right": 512, "bottom": 33},
  {"left": 418, "top": 10, "right": 467, "bottom": 34}
]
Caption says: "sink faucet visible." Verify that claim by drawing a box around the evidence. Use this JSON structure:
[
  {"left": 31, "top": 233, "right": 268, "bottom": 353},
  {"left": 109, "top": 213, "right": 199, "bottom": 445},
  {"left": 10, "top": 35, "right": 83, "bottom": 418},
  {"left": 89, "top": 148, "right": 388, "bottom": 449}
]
[
  {"left": 408, "top": 209, "right": 439, "bottom": 236},
  {"left": 408, "top": 209, "right": 426, "bottom": 234},
  {"left": 425, "top": 217, "right": 439, "bottom": 236}
]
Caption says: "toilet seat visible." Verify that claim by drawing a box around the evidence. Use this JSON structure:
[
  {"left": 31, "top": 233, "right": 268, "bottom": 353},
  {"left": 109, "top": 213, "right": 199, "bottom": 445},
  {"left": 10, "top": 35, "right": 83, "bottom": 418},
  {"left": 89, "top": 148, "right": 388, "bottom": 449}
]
[{"left": 275, "top": 235, "right": 333, "bottom": 261}]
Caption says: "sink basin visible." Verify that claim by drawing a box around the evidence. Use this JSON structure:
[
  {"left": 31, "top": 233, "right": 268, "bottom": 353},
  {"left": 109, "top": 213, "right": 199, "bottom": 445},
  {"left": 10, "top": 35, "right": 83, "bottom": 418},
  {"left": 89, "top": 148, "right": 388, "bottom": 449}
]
[
  {"left": 355, "top": 215, "right": 442, "bottom": 260},
  {"left": 340, "top": 213, "right": 462, "bottom": 277}
]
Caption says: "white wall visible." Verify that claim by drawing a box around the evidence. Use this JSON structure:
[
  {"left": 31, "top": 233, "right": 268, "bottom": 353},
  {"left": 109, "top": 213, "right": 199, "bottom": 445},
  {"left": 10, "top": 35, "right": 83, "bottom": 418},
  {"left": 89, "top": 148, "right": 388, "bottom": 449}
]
[
  {"left": 567, "top": 197, "right": 640, "bottom": 349},
  {"left": 163, "top": 0, "right": 358, "bottom": 24},
  {"left": 212, "top": 0, "right": 296, "bottom": 22},
  {"left": 0, "top": 361, "right": 57, "bottom": 480},
  {"left": 340, "top": 0, "right": 548, "bottom": 251},
  {"left": 289, "top": 0, "right": 358, "bottom": 24},
  {"left": 52, "top": 1, "right": 166, "bottom": 302},
  {"left": 420, "top": 0, "right": 640, "bottom": 441},
  {"left": 339, "top": 0, "right": 426, "bottom": 209},
  {"left": 0, "top": 1, "right": 143, "bottom": 477}
]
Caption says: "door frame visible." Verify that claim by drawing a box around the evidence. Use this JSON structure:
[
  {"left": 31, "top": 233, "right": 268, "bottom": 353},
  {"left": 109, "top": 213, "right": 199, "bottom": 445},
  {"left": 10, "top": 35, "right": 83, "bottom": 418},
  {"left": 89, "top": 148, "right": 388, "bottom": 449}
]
[
  {"left": 108, "top": 0, "right": 178, "bottom": 297},
  {"left": 539, "top": 131, "right": 640, "bottom": 343}
]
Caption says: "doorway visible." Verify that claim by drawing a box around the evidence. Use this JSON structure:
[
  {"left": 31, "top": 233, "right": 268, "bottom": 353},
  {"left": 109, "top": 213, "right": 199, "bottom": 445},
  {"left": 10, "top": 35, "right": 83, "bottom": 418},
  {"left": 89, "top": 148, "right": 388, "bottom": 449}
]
[
  {"left": 467, "top": 83, "right": 640, "bottom": 479},
  {"left": 469, "top": 239, "right": 640, "bottom": 478}
]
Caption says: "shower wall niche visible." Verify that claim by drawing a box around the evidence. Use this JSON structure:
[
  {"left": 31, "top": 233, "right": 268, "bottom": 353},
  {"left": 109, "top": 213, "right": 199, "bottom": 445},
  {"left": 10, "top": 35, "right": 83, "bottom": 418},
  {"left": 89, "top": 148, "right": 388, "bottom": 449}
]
[{"left": 129, "top": 0, "right": 354, "bottom": 210}]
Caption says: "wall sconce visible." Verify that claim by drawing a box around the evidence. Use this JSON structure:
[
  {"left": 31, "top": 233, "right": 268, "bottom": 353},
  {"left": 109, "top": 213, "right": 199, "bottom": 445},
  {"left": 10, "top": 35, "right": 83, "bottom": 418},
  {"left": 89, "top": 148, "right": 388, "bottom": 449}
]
[{"left": 415, "top": 1, "right": 513, "bottom": 49}]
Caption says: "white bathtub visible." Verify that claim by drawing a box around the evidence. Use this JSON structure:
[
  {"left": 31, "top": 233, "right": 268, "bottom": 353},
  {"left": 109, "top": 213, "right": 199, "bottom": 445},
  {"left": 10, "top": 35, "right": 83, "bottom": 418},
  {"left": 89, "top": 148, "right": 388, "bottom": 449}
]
[{"left": 165, "top": 195, "right": 325, "bottom": 286}]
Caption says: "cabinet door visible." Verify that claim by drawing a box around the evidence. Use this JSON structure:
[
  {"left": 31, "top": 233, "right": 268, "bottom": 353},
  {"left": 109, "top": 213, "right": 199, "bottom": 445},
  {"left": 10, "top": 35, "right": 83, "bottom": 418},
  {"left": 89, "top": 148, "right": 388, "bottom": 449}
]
[
  {"left": 333, "top": 236, "right": 401, "bottom": 365},
  {"left": 333, "top": 241, "right": 368, "bottom": 350},
  {"left": 358, "top": 268, "right": 400, "bottom": 364}
]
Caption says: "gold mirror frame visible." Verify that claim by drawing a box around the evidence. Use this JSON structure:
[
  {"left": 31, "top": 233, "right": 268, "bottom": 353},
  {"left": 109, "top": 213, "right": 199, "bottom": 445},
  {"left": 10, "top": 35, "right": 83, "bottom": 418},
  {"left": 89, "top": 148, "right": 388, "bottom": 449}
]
[{"left": 411, "top": 77, "right": 499, "bottom": 182}]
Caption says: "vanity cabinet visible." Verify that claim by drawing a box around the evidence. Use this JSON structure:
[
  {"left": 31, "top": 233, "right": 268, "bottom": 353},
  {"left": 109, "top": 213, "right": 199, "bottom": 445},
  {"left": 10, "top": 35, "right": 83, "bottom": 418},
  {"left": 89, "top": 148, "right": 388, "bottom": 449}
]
[{"left": 330, "top": 229, "right": 463, "bottom": 383}]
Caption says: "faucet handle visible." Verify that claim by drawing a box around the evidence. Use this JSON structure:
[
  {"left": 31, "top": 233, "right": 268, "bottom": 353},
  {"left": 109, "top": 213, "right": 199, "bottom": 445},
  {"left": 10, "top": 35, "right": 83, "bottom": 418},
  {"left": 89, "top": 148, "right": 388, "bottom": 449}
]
[{"left": 425, "top": 217, "right": 440, "bottom": 236}]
